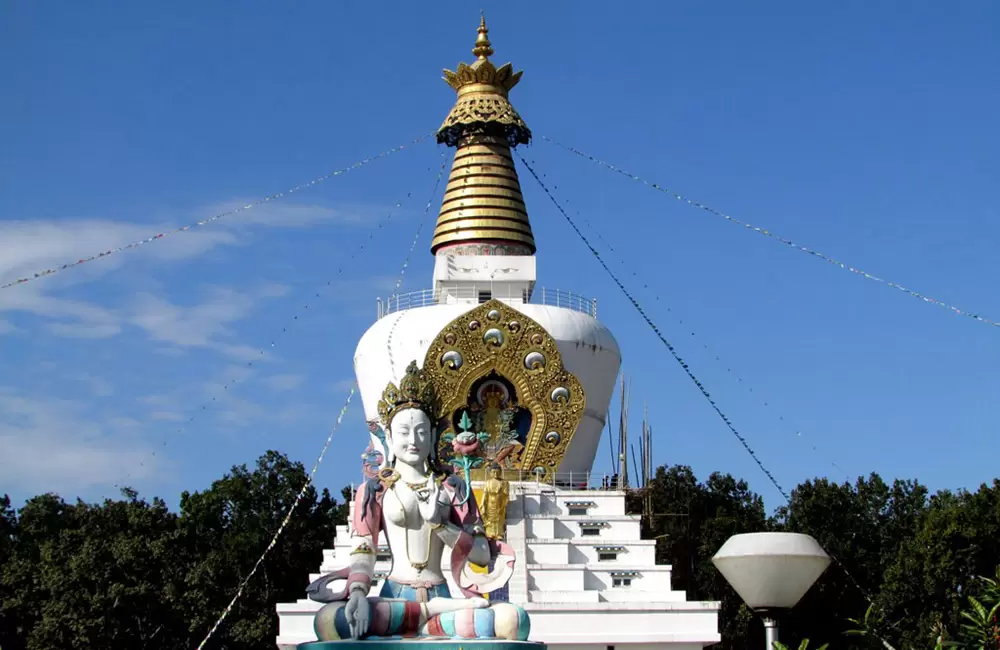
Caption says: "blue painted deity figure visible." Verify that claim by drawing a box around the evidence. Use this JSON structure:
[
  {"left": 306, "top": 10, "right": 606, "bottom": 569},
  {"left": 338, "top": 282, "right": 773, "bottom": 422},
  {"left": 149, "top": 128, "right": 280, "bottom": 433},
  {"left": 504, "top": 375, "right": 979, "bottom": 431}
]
[{"left": 304, "top": 362, "right": 530, "bottom": 642}]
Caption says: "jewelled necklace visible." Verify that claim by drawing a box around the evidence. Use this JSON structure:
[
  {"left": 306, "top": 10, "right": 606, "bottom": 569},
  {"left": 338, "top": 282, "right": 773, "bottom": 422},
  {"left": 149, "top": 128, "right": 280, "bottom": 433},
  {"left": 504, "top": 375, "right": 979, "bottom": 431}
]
[{"left": 405, "top": 477, "right": 430, "bottom": 491}]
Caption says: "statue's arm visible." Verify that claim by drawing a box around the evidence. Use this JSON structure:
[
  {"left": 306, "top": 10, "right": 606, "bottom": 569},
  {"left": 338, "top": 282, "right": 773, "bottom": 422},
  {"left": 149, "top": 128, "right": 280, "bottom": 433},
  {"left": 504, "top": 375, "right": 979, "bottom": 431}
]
[
  {"left": 435, "top": 476, "right": 492, "bottom": 566},
  {"left": 346, "top": 533, "right": 377, "bottom": 593},
  {"left": 305, "top": 486, "right": 378, "bottom": 603},
  {"left": 346, "top": 481, "right": 382, "bottom": 594},
  {"left": 434, "top": 521, "right": 492, "bottom": 567}
]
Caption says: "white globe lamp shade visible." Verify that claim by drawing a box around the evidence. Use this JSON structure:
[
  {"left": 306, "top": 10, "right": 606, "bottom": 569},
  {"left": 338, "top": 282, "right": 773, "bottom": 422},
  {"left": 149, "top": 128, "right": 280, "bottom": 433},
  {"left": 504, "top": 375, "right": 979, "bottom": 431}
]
[{"left": 712, "top": 533, "right": 831, "bottom": 612}]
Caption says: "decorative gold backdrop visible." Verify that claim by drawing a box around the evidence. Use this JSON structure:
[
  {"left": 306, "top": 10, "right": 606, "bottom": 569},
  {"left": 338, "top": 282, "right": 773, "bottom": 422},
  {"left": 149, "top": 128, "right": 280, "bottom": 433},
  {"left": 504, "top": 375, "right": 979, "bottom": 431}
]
[{"left": 422, "top": 299, "right": 585, "bottom": 480}]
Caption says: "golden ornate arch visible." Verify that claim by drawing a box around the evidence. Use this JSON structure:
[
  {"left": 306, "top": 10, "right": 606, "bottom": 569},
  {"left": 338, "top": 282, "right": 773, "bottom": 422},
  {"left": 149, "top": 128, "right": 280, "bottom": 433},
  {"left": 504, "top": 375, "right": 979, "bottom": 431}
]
[{"left": 422, "top": 299, "right": 586, "bottom": 480}]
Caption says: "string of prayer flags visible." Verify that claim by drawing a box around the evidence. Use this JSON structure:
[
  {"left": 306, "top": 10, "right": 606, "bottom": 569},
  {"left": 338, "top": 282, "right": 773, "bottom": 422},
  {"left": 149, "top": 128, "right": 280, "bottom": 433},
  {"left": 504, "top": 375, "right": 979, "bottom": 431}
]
[
  {"left": 516, "top": 150, "right": 791, "bottom": 503},
  {"left": 113, "top": 177, "right": 425, "bottom": 489},
  {"left": 386, "top": 153, "right": 448, "bottom": 379},
  {"left": 1, "top": 132, "right": 433, "bottom": 291},
  {"left": 520, "top": 150, "right": 886, "bottom": 611},
  {"left": 194, "top": 389, "right": 355, "bottom": 650},
  {"left": 542, "top": 135, "right": 1000, "bottom": 330},
  {"left": 520, "top": 154, "right": 853, "bottom": 483}
]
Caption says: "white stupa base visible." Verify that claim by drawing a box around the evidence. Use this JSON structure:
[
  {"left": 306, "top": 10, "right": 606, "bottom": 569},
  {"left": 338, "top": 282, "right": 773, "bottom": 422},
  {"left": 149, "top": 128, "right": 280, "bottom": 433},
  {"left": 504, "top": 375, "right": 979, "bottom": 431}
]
[{"left": 276, "top": 599, "right": 720, "bottom": 650}]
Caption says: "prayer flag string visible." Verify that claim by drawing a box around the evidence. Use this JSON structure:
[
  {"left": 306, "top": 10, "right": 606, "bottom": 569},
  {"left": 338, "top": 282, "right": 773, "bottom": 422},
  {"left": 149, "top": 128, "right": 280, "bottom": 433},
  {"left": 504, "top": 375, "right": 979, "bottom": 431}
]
[
  {"left": 521, "top": 157, "right": 853, "bottom": 483},
  {"left": 194, "top": 389, "right": 355, "bottom": 650},
  {"left": 112, "top": 156, "right": 441, "bottom": 489},
  {"left": 386, "top": 152, "right": 448, "bottom": 380},
  {"left": 518, "top": 151, "right": 881, "bottom": 610},
  {"left": 516, "top": 151, "right": 791, "bottom": 502},
  {"left": 1, "top": 132, "right": 434, "bottom": 292},
  {"left": 542, "top": 135, "right": 1000, "bottom": 330}
]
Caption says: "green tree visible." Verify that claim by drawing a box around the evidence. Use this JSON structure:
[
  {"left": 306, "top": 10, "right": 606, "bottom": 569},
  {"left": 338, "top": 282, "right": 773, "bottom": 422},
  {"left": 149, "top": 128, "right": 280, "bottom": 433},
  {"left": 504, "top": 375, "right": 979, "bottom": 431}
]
[
  {"left": 0, "top": 490, "right": 187, "bottom": 650},
  {"left": 0, "top": 452, "right": 352, "bottom": 650},
  {"left": 0, "top": 494, "right": 21, "bottom": 648},
  {"left": 178, "top": 450, "right": 342, "bottom": 650},
  {"left": 633, "top": 465, "right": 769, "bottom": 650},
  {"left": 957, "top": 566, "right": 1000, "bottom": 650},
  {"left": 875, "top": 481, "right": 1000, "bottom": 648},
  {"left": 337, "top": 485, "right": 353, "bottom": 527},
  {"left": 772, "top": 474, "right": 928, "bottom": 648},
  {"left": 0, "top": 493, "right": 80, "bottom": 650}
]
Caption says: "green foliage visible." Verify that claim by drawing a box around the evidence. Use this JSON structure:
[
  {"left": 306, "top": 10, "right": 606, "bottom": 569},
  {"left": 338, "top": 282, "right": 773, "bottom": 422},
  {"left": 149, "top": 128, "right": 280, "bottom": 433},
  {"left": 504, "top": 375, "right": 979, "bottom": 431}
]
[
  {"left": 955, "top": 566, "right": 1000, "bottom": 650},
  {"left": 772, "top": 474, "right": 930, "bottom": 646},
  {"left": 0, "top": 451, "right": 350, "bottom": 650},
  {"left": 774, "top": 640, "right": 830, "bottom": 650}
]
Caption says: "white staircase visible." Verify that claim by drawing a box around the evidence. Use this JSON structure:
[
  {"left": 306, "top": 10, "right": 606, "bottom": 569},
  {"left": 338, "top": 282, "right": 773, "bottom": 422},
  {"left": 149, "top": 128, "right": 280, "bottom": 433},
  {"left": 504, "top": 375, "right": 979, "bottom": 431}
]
[{"left": 275, "top": 482, "right": 720, "bottom": 649}]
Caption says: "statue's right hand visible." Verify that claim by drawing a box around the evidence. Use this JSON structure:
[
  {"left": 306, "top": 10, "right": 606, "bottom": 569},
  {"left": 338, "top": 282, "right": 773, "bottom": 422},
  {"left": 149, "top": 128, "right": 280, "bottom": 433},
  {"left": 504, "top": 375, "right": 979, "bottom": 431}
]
[
  {"left": 345, "top": 590, "right": 370, "bottom": 639},
  {"left": 417, "top": 480, "right": 444, "bottom": 524}
]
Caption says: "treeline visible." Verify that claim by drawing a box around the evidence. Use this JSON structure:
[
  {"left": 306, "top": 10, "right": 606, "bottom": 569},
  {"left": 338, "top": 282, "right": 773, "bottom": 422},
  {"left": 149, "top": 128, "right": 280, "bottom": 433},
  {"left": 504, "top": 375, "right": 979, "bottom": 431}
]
[
  {"left": 0, "top": 451, "right": 349, "bottom": 650},
  {"left": 2, "top": 453, "right": 999, "bottom": 649},
  {"left": 630, "top": 466, "right": 1000, "bottom": 649}
]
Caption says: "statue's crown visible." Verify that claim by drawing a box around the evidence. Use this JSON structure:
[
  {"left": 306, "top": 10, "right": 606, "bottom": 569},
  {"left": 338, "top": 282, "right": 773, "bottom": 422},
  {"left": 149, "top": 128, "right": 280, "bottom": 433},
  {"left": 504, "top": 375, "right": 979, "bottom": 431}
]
[{"left": 377, "top": 361, "right": 439, "bottom": 427}]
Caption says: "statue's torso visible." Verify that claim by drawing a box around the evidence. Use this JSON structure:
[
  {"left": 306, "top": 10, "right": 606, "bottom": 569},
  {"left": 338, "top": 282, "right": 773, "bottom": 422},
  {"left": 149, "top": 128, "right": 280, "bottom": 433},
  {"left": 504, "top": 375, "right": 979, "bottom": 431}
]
[{"left": 381, "top": 483, "right": 448, "bottom": 584}]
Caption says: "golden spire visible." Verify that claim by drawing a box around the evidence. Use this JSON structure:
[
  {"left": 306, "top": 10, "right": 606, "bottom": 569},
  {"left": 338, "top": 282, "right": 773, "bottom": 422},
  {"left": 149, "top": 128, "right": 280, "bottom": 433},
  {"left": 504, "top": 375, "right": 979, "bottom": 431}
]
[
  {"left": 472, "top": 13, "right": 493, "bottom": 59},
  {"left": 431, "top": 15, "right": 535, "bottom": 256}
]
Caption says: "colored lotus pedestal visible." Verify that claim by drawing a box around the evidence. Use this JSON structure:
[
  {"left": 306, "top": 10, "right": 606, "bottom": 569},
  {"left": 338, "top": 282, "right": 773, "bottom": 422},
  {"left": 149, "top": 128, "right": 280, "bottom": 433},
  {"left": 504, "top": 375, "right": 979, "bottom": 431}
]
[{"left": 298, "top": 642, "right": 547, "bottom": 650}]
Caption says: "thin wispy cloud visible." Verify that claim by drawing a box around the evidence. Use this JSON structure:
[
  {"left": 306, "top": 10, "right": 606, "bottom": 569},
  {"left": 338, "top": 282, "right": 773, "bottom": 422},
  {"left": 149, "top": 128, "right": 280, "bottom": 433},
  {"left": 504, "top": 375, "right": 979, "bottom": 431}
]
[
  {"left": 331, "top": 378, "right": 357, "bottom": 393},
  {"left": 66, "top": 372, "right": 116, "bottom": 398},
  {"left": 46, "top": 321, "right": 123, "bottom": 339},
  {"left": 0, "top": 280, "right": 121, "bottom": 339},
  {"left": 150, "top": 410, "right": 186, "bottom": 422},
  {"left": 195, "top": 200, "right": 377, "bottom": 229},
  {"left": 0, "top": 218, "right": 237, "bottom": 288},
  {"left": 0, "top": 199, "right": 394, "bottom": 501},
  {"left": 128, "top": 284, "right": 288, "bottom": 350},
  {"left": 0, "top": 200, "right": 375, "bottom": 291},
  {"left": 0, "top": 391, "right": 158, "bottom": 495},
  {"left": 263, "top": 374, "right": 306, "bottom": 392}
]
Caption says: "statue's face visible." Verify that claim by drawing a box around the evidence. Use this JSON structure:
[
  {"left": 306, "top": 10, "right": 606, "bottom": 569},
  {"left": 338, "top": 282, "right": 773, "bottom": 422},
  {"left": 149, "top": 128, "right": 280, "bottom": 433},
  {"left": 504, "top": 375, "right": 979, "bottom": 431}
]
[{"left": 388, "top": 408, "right": 433, "bottom": 466}]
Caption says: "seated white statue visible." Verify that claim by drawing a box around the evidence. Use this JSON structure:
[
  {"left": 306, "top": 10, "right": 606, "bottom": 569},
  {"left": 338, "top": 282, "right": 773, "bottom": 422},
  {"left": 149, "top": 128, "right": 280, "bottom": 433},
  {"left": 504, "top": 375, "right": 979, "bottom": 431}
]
[{"left": 305, "top": 361, "right": 529, "bottom": 641}]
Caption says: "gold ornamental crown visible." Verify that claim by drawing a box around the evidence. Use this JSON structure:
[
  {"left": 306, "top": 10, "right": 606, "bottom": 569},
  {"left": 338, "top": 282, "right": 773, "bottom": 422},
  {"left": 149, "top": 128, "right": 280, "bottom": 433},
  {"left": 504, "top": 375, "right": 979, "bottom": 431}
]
[
  {"left": 437, "top": 15, "right": 530, "bottom": 148},
  {"left": 377, "top": 361, "right": 440, "bottom": 427},
  {"left": 442, "top": 16, "right": 523, "bottom": 94}
]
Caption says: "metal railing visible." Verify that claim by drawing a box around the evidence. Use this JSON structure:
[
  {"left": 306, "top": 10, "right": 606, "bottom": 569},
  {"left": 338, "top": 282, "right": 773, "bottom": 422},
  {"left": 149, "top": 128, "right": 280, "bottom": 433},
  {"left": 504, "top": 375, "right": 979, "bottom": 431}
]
[
  {"left": 377, "top": 286, "right": 598, "bottom": 319},
  {"left": 497, "top": 469, "right": 634, "bottom": 491}
]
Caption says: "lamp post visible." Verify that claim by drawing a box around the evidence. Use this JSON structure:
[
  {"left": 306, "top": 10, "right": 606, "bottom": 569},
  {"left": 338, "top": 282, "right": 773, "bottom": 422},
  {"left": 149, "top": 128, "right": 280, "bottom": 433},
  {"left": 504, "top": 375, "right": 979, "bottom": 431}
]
[{"left": 712, "top": 533, "right": 831, "bottom": 649}]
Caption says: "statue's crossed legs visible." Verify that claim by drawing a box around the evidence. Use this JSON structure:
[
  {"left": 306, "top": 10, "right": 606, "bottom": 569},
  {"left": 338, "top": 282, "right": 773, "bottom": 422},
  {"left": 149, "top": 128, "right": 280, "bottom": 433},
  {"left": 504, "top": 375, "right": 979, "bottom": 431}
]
[{"left": 314, "top": 596, "right": 530, "bottom": 641}]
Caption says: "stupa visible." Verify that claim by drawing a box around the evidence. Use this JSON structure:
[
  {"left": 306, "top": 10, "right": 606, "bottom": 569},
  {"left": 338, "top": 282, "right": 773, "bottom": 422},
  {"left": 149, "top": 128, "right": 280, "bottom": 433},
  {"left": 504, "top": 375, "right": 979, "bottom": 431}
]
[{"left": 276, "top": 17, "right": 721, "bottom": 649}]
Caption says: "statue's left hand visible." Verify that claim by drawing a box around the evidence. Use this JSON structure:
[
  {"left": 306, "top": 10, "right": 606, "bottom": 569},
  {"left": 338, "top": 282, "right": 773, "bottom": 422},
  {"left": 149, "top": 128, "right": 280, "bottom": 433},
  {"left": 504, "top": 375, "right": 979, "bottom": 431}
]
[{"left": 345, "top": 589, "right": 370, "bottom": 639}]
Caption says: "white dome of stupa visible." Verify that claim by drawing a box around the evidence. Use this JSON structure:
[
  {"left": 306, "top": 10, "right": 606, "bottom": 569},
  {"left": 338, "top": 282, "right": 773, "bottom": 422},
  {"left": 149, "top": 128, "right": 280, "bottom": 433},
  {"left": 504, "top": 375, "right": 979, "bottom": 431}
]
[{"left": 354, "top": 297, "right": 620, "bottom": 477}]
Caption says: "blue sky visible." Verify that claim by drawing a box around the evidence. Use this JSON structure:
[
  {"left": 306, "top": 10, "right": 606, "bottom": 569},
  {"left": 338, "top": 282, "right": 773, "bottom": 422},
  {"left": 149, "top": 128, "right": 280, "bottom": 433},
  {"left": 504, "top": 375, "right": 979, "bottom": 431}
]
[{"left": 1, "top": 1, "right": 998, "bottom": 513}]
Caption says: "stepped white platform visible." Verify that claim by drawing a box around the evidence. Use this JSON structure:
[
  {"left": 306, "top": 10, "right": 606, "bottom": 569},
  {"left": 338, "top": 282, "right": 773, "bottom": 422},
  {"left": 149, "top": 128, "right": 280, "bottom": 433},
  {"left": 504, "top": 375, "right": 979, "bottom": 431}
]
[{"left": 275, "top": 480, "right": 720, "bottom": 650}]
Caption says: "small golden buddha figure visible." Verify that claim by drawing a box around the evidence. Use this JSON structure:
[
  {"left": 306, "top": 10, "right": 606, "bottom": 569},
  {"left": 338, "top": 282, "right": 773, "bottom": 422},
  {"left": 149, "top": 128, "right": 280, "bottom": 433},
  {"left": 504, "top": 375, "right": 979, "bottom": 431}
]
[{"left": 481, "top": 463, "right": 510, "bottom": 540}]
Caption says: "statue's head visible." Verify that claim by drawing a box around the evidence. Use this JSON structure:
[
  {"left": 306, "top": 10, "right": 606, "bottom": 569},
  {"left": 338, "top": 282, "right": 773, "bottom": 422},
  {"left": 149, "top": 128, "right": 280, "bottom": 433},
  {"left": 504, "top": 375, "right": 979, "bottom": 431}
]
[
  {"left": 387, "top": 408, "right": 433, "bottom": 465},
  {"left": 377, "top": 361, "right": 440, "bottom": 468},
  {"left": 489, "top": 463, "right": 502, "bottom": 479}
]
